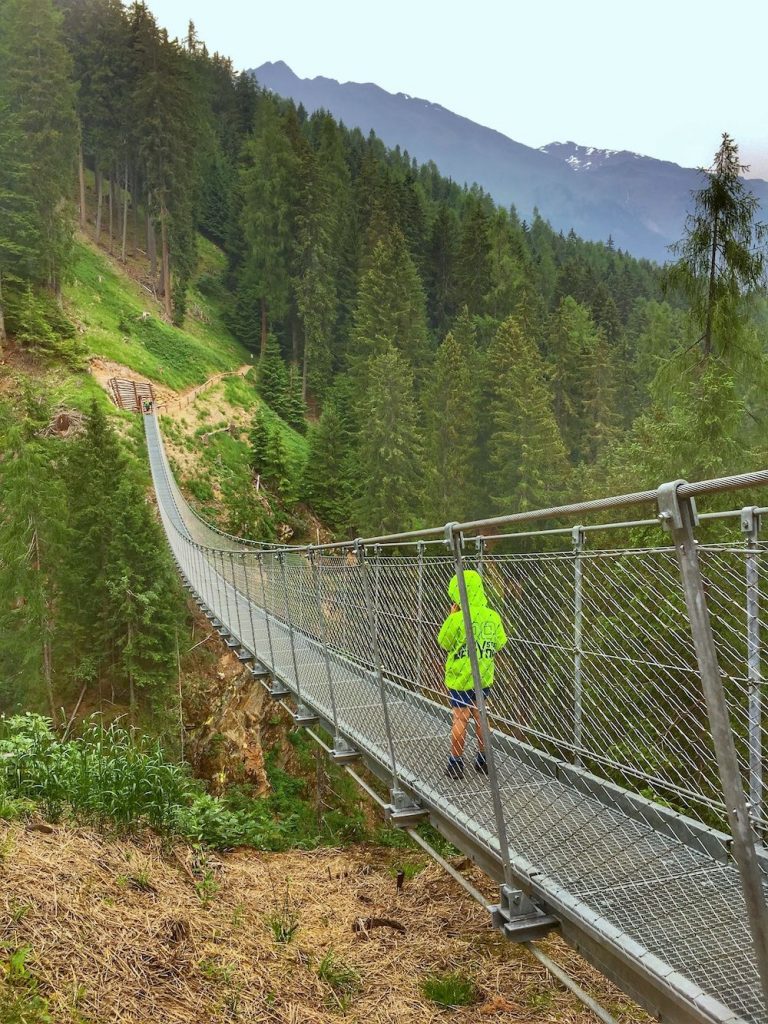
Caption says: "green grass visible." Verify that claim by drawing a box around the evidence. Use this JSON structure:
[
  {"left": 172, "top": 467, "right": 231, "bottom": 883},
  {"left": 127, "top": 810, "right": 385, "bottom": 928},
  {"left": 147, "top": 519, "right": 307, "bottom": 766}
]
[
  {"left": 421, "top": 970, "right": 478, "bottom": 1007},
  {"left": 64, "top": 239, "right": 248, "bottom": 391},
  {"left": 0, "top": 714, "right": 369, "bottom": 853}
]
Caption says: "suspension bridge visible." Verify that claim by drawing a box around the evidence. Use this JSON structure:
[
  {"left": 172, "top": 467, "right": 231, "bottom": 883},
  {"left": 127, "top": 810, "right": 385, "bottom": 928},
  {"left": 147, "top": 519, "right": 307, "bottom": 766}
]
[{"left": 145, "top": 411, "right": 768, "bottom": 1024}]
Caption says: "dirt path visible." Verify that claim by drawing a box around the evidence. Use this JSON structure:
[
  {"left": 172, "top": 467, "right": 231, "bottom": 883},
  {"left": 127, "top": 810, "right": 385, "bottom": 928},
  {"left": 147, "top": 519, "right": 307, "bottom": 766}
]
[
  {"left": 157, "top": 362, "right": 253, "bottom": 412},
  {"left": 89, "top": 358, "right": 253, "bottom": 412}
]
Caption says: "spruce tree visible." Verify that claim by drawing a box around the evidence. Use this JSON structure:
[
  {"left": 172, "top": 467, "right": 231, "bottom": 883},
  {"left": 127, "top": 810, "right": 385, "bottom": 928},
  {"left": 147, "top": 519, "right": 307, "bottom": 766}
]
[
  {"left": 356, "top": 347, "right": 424, "bottom": 535},
  {"left": 105, "top": 473, "right": 180, "bottom": 713},
  {"left": 422, "top": 327, "right": 480, "bottom": 523},
  {"left": 285, "top": 366, "right": 307, "bottom": 433},
  {"left": 249, "top": 408, "right": 270, "bottom": 473},
  {"left": 455, "top": 193, "right": 493, "bottom": 313},
  {"left": 0, "top": 422, "right": 65, "bottom": 718},
  {"left": 302, "top": 399, "right": 354, "bottom": 531},
  {"left": 0, "top": 0, "right": 78, "bottom": 295},
  {"left": 487, "top": 317, "right": 569, "bottom": 513},
  {"left": 668, "top": 133, "right": 766, "bottom": 361},
  {"left": 257, "top": 336, "right": 290, "bottom": 419},
  {"left": 350, "top": 228, "right": 428, "bottom": 374}
]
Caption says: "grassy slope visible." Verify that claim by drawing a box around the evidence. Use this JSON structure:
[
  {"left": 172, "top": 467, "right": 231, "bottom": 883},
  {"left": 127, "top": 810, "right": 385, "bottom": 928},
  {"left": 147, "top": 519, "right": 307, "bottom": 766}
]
[
  {"left": 55, "top": 234, "right": 308, "bottom": 528},
  {"left": 64, "top": 235, "right": 249, "bottom": 392}
]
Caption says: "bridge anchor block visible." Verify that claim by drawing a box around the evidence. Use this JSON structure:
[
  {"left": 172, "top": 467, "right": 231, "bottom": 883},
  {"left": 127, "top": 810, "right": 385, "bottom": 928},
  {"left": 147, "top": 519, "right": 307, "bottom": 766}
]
[
  {"left": 331, "top": 736, "right": 359, "bottom": 764},
  {"left": 491, "top": 885, "right": 559, "bottom": 943},
  {"left": 384, "top": 788, "right": 427, "bottom": 827},
  {"left": 268, "top": 676, "right": 289, "bottom": 696},
  {"left": 294, "top": 704, "right": 319, "bottom": 726}
]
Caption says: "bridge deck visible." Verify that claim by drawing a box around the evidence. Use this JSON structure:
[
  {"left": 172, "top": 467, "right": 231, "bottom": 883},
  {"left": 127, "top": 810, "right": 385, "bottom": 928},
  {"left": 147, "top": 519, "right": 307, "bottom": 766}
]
[{"left": 145, "top": 414, "right": 764, "bottom": 1024}]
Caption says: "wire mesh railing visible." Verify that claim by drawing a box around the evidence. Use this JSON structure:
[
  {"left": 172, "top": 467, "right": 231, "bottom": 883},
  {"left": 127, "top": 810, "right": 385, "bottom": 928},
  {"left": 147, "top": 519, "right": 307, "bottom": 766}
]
[{"left": 144, "top": 413, "right": 768, "bottom": 1022}]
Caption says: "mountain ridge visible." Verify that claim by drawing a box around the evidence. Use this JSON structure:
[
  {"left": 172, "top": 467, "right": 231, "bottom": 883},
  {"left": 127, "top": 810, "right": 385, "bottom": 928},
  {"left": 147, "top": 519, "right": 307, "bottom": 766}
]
[{"left": 251, "top": 61, "right": 768, "bottom": 262}]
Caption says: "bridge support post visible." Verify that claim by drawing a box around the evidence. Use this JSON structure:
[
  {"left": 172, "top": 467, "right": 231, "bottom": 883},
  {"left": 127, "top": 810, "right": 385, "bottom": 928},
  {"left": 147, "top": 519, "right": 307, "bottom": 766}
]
[
  {"left": 227, "top": 550, "right": 245, "bottom": 645},
  {"left": 278, "top": 551, "right": 303, "bottom": 707},
  {"left": 742, "top": 506, "right": 764, "bottom": 829},
  {"left": 355, "top": 539, "right": 410, "bottom": 807},
  {"left": 659, "top": 480, "right": 768, "bottom": 1011},
  {"left": 446, "top": 523, "right": 514, "bottom": 886},
  {"left": 309, "top": 548, "right": 342, "bottom": 743},
  {"left": 255, "top": 551, "right": 277, "bottom": 672},
  {"left": 491, "top": 885, "right": 559, "bottom": 943},
  {"left": 572, "top": 526, "right": 586, "bottom": 766},
  {"left": 415, "top": 541, "right": 425, "bottom": 692}
]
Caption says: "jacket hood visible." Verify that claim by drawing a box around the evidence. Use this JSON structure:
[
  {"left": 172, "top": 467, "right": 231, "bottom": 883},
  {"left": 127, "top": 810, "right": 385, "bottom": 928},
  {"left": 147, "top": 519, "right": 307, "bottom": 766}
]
[{"left": 447, "top": 570, "right": 488, "bottom": 611}]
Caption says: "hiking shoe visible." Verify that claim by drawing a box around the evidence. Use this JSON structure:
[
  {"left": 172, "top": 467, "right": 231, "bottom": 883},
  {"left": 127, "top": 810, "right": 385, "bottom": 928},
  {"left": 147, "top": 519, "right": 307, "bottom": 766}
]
[
  {"left": 444, "top": 758, "right": 465, "bottom": 780},
  {"left": 474, "top": 753, "right": 489, "bottom": 775}
]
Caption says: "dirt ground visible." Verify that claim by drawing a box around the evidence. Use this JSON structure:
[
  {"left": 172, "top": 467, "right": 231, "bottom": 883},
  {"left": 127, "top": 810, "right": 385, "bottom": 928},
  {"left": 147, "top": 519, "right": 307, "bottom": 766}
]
[{"left": 0, "top": 821, "right": 648, "bottom": 1024}]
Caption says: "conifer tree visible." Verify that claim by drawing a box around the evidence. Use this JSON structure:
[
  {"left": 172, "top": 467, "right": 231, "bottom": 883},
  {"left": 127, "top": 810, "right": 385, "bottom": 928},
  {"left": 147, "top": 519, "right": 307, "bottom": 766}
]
[
  {"left": 240, "top": 98, "right": 299, "bottom": 354},
  {"left": 546, "top": 296, "right": 605, "bottom": 460},
  {"left": 422, "top": 327, "right": 480, "bottom": 523},
  {"left": 350, "top": 228, "right": 428, "bottom": 373},
  {"left": 249, "top": 407, "right": 270, "bottom": 473},
  {"left": 285, "top": 366, "right": 307, "bottom": 433},
  {"left": 257, "top": 336, "right": 290, "bottom": 419},
  {"left": 0, "top": 422, "right": 65, "bottom": 718},
  {"left": 668, "top": 133, "right": 766, "bottom": 361},
  {"left": 0, "top": 0, "right": 78, "bottom": 295},
  {"left": 105, "top": 474, "right": 180, "bottom": 714},
  {"left": 455, "top": 194, "right": 493, "bottom": 313},
  {"left": 487, "top": 317, "right": 569, "bottom": 513},
  {"left": 302, "top": 399, "right": 354, "bottom": 531},
  {"left": 262, "top": 428, "right": 292, "bottom": 499},
  {"left": 356, "top": 347, "right": 424, "bottom": 535},
  {"left": 425, "top": 203, "right": 458, "bottom": 332}
]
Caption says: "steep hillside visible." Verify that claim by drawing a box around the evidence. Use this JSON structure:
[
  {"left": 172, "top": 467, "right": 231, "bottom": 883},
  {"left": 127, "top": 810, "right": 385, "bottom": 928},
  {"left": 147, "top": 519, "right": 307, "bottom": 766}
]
[{"left": 0, "top": 820, "right": 646, "bottom": 1024}]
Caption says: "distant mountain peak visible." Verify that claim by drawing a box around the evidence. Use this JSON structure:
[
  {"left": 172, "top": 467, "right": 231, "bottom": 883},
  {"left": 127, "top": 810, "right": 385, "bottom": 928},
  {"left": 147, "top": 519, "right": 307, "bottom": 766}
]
[
  {"left": 540, "top": 141, "right": 647, "bottom": 172},
  {"left": 250, "top": 62, "right": 768, "bottom": 262}
]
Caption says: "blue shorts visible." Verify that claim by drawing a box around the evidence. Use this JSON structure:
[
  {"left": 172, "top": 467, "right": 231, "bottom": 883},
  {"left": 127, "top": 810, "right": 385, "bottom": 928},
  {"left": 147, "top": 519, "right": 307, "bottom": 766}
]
[{"left": 448, "top": 687, "right": 493, "bottom": 709}]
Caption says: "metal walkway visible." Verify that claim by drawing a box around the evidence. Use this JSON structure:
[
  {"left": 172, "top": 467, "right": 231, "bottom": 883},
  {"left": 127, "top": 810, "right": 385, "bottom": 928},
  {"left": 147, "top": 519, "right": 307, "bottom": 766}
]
[{"left": 145, "top": 413, "right": 768, "bottom": 1024}]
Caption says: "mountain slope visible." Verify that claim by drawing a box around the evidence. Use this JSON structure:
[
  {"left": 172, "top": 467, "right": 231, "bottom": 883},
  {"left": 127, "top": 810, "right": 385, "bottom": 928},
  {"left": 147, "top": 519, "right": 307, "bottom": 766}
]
[{"left": 252, "top": 61, "right": 768, "bottom": 262}]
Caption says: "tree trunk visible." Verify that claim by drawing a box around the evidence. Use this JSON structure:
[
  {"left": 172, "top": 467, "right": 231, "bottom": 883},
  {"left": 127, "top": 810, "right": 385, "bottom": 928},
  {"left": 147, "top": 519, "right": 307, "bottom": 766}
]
[
  {"left": 302, "top": 341, "right": 308, "bottom": 402},
  {"left": 291, "top": 315, "right": 300, "bottom": 364},
  {"left": 78, "top": 146, "right": 86, "bottom": 230},
  {"left": 704, "top": 213, "right": 719, "bottom": 358},
  {"left": 128, "top": 620, "right": 136, "bottom": 730},
  {"left": 147, "top": 214, "right": 157, "bottom": 284},
  {"left": 95, "top": 169, "right": 103, "bottom": 243},
  {"left": 160, "top": 212, "right": 172, "bottom": 319},
  {"left": 133, "top": 172, "right": 140, "bottom": 255},
  {"left": 0, "top": 269, "right": 6, "bottom": 350},
  {"left": 43, "top": 636, "right": 55, "bottom": 726},
  {"left": 121, "top": 161, "right": 129, "bottom": 262},
  {"left": 260, "top": 298, "right": 268, "bottom": 357},
  {"left": 108, "top": 166, "right": 114, "bottom": 253}
]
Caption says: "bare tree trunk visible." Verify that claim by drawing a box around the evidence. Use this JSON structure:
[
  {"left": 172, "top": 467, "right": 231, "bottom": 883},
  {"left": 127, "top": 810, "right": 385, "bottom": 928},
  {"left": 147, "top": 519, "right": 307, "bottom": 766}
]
[
  {"left": 161, "top": 213, "right": 172, "bottom": 319},
  {"left": 260, "top": 298, "right": 268, "bottom": 358},
  {"left": 43, "top": 636, "right": 55, "bottom": 726},
  {"left": 291, "top": 316, "right": 300, "bottom": 364},
  {"left": 95, "top": 168, "right": 103, "bottom": 243},
  {"left": 121, "top": 161, "right": 129, "bottom": 261},
  {"left": 108, "top": 166, "right": 114, "bottom": 253},
  {"left": 133, "top": 171, "right": 140, "bottom": 255},
  {"left": 302, "top": 342, "right": 308, "bottom": 402},
  {"left": 147, "top": 214, "right": 157, "bottom": 283},
  {"left": 0, "top": 269, "right": 6, "bottom": 350},
  {"left": 78, "top": 145, "right": 86, "bottom": 230}
]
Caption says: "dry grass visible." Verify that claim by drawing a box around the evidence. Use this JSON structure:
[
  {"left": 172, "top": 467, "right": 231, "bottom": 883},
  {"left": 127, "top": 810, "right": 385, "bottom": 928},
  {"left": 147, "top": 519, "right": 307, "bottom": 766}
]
[{"left": 0, "top": 822, "right": 649, "bottom": 1023}]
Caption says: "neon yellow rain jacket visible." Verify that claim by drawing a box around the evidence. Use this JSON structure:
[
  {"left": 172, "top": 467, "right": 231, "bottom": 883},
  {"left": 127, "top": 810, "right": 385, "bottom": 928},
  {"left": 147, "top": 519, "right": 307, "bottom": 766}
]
[{"left": 437, "top": 570, "right": 507, "bottom": 691}]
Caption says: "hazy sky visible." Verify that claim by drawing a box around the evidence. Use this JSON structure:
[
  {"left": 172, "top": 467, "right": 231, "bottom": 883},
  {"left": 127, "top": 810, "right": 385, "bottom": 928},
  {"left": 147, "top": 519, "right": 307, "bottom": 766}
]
[{"left": 148, "top": 0, "right": 768, "bottom": 178}]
